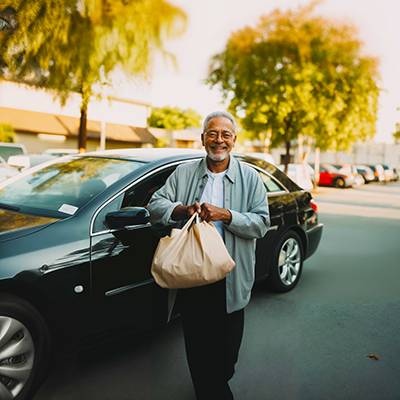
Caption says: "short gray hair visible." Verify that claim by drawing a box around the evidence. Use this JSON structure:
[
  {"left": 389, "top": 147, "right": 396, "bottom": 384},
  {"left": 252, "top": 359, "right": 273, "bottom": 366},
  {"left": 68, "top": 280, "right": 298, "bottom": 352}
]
[{"left": 203, "top": 111, "right": 236, "bottom": 136}]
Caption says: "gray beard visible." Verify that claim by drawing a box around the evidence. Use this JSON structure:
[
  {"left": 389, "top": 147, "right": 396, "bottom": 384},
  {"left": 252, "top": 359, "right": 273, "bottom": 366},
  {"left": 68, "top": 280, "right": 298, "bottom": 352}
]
[{"left": 206, "top": 148, "right": 229, "bottom": 162}]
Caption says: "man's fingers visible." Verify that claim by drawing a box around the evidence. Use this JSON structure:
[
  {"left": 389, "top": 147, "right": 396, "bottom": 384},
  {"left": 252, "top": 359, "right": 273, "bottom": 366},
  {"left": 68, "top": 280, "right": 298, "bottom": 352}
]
[
  {"left": 188, "top": 202, "right": 201, "bottom": 217},
  {"left": 200, "top": 203, "right": 213, "bottom": 222}
]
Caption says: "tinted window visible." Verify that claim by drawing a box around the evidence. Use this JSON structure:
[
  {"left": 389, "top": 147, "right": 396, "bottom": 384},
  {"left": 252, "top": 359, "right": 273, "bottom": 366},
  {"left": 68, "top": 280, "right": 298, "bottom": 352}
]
[{"left": 122, "top": 166, "right": 177, "bottom": 208}]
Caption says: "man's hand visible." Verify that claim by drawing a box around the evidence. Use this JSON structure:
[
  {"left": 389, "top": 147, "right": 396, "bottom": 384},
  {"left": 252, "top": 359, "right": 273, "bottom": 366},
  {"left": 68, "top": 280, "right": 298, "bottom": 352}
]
[
  {"left": 199, "top": 203, "right": 232, "bottom": 224},
  {"left": 171, "top": 203, "right": 201, "bottom": 221},
  {"left": 172, "top": 202, "right": 231, "bottom": 224}
]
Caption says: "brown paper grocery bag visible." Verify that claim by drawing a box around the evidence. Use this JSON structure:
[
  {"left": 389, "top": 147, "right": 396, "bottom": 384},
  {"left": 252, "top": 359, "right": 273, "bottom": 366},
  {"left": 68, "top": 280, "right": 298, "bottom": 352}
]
[{"left": 151, "top": 213, "right": 235, "bottom": 289}]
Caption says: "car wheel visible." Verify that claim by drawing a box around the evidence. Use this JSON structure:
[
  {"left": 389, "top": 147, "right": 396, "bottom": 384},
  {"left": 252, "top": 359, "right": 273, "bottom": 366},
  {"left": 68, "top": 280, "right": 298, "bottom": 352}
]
[
  {"left": 334, "top": 177, "right": 345, "bottom": 188},
  {"left": 268, "top": 231, "right": 304, "bottom": 293},
  {"left": 0, "top": 294, "right": 50, "bottom": 400}
]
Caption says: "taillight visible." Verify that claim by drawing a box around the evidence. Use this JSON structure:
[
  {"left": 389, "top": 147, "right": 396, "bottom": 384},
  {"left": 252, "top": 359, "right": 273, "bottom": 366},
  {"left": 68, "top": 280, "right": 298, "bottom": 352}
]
[{"left": 310, "top": 199, "right": 318, "bottom": 213}]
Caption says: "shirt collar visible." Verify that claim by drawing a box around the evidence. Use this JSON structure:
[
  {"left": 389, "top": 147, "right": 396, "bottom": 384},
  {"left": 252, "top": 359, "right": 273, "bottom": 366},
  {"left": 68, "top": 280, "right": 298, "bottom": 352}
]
[{"left": 198, "top": 155, "right": 236, "bottom": 183}]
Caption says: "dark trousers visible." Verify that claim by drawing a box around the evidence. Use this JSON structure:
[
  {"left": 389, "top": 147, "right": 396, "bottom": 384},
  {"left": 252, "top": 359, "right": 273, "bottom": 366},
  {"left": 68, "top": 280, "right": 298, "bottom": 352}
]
[{"left": 178, "top": 279, "right": 245, "bottom": 400}]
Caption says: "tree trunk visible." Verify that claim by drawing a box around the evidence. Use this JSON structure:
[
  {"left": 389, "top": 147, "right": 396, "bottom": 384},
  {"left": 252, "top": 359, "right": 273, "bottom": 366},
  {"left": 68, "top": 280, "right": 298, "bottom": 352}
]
[
  {"left": 284, "top": 140, "right": 291, "bottom": 174},
  {"left": 264, "top": 128, "right": 272, "bottom": 153},
  {"left": 78, "top": 105, "right": 87, "bottom": 153},
  {"left": 301, "top": 135, "right": 313, "bottom": 178},
  {"left": 314, "top": 147, "right": 320, "bottom": 188},
  {"left": 298, "top": 134, "right": 304, "bottom": 164}
]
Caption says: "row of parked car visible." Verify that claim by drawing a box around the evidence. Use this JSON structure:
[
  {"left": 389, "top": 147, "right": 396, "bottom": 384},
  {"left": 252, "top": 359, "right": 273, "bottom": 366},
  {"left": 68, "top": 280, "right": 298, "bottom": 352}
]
[
  {"left": 244, "top": 152, "right": 399, "bottom": 190},
  {"left": 277, "top": 162, "right": 399, "bottom": 190},
  {"left": 313, "top": 163, "right": 399, "bottom": 188}
]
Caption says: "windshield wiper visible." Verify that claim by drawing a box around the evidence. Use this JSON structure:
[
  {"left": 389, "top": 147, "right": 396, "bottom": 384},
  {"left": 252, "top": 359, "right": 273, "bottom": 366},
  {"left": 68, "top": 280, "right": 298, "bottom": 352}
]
[{"left": 0, "top": 203, "right": 20, "bottom": 212}]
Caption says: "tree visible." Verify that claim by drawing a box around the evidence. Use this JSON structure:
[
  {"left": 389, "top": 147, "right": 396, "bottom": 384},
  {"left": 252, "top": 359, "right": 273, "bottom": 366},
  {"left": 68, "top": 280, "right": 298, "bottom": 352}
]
[
  {"left": 148, "top": 106, "right": 202, "bottom": 129},
  {"left": 207, "top": 1, "right": 380, "bottom": 171},
  {"left": 0, "top": 123, "right": 15, "bottom": 142},
  {"left": 394, "top": 108, "right": 400, "bottom": 144},
  {"left": 0, "top": 0, "right": 186, "bottom": 152}
]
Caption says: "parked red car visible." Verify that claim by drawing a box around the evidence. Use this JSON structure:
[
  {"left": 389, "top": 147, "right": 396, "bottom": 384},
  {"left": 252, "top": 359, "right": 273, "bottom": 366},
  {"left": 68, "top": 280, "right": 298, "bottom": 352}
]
[{"left": 309, "top": 163, "right": 355, "bottom": 188}]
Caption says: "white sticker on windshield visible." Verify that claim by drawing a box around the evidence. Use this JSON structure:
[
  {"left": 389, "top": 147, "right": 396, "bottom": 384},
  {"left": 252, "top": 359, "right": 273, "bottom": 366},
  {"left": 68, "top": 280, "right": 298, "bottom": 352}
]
[{"left": 58, "top": 204, "right": 78, "bottom": 215}]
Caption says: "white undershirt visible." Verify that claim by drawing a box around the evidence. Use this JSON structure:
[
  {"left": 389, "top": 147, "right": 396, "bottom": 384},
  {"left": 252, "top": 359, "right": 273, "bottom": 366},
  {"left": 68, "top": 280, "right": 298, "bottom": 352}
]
[{"left": 200, "top": 169, "right": 227, "bottom": 239}]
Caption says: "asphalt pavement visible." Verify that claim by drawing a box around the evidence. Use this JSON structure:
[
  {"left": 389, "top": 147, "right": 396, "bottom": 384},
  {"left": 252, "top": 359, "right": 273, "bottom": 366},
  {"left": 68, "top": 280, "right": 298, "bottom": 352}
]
[{"left": 34, "top": 181, "right": 400, "bottom": 400}]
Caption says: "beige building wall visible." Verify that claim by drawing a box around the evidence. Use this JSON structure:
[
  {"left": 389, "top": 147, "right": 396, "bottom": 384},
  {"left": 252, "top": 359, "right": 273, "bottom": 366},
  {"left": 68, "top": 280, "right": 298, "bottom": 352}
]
[{"left": 0, "top": 81, "right": 151, "bottom": 128}]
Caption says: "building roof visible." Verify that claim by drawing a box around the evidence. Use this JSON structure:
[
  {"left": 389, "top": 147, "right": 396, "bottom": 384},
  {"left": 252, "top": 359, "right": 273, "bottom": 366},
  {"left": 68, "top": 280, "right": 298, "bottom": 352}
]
[
  {"left": 148, "top": 127, "right": 201, "bottom": 142},
  {"left": 0, "top": 107, "right": 156, "bottom": 145}
]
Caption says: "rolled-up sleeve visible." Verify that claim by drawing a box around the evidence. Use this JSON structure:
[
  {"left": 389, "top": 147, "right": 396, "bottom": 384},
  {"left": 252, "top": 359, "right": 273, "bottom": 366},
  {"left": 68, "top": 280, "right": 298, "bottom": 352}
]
[{"left": 147, "top": 169, "right": 182, "bottom": 228}]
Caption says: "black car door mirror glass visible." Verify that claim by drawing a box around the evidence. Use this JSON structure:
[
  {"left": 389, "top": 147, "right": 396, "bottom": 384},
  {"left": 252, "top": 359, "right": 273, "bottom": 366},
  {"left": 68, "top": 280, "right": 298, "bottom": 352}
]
[{"left": 105, "top": 207, "right": 150, "bottom": 229}]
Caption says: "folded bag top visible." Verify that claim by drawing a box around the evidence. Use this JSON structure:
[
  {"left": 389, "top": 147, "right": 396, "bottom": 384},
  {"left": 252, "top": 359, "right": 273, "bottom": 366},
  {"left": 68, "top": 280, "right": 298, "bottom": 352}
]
[{"left": 151, "top": 213, "right": 235, "bottom": 289}]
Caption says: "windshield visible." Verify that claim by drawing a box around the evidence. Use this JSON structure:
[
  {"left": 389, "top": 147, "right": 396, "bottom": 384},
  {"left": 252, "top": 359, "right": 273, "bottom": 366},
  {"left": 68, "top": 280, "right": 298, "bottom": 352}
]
[{"left": 0, "top": 156, "right": 145, "bottom": 218}]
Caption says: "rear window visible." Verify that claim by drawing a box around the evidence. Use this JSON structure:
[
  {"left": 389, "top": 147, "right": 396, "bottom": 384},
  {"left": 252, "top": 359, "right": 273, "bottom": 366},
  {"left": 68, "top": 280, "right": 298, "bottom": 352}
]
[{"left": 0, "top": 156, "right": 145, "bottom": 218}]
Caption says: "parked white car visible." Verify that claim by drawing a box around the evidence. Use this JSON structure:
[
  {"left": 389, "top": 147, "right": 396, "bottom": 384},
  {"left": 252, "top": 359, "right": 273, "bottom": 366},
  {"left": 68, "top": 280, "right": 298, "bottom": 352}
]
[
  {"left": 278, "top": 164, "right": 314, "bottom": 190},
  {"left": 7, "top": 154, "right": 57, "bottom": 171},
  {"left": 0, "top": 142, "right": 27, "bottom": 162},
  {"left": 0, "top": 155, "right": 19, "bottom": 182}
]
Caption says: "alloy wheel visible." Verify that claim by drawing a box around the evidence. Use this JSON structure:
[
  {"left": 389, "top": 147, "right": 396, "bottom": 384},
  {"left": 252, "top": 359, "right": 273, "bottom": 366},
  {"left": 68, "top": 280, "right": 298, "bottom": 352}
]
[
  {"left": 0, "top": 317, "right": 35, "bottom": 400},
  {"left": 278, "top": 238, "right": 301, "bottom": 286}
]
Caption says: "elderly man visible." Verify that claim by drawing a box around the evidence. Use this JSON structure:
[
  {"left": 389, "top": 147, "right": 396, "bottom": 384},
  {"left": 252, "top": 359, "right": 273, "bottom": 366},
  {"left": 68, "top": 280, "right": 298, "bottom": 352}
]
[{"left": 148, "top": 111, "right": 270, "bottom": 399}]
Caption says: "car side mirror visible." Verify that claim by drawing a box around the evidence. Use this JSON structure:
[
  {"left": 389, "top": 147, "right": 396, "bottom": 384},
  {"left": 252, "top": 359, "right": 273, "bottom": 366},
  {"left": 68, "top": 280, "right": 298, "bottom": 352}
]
[
  {"left": 106, "top": 207, "right": 150, "bottom": 229},
  {"left": 7, "top": 155, "right": 30, "bottom": 170}
]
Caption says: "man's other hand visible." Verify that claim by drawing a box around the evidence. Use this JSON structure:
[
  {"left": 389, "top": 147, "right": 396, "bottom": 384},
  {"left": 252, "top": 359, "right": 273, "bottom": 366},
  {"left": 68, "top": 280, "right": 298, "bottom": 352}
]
[{"left": 199, "top": 203, "right": 232, "bottom": 224}]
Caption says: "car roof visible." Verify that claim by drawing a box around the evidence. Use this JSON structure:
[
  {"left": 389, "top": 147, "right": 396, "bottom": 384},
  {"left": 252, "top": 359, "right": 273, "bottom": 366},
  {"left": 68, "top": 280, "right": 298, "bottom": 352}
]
[{"left": 81, "top": 148, "right": 206, "bottom": 162}]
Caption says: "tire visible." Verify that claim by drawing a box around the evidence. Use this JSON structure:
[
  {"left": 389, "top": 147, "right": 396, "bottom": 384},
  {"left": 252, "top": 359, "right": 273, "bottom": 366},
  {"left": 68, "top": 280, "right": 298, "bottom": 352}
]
[
  {"left": 0, "top": 294, "right": 50, "bottom": 400},
  {"left": 334, "top": 177, "right": 345, "bottom": 188},
  {"left": 268, "top": 231, "right": 304, "bottom": 293}
]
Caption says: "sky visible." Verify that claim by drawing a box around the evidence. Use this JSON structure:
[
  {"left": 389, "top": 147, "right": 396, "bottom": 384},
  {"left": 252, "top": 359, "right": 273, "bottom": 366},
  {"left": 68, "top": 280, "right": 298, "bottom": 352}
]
[{"left": 119, "top": 0, "right": 400, "bottom": 144}]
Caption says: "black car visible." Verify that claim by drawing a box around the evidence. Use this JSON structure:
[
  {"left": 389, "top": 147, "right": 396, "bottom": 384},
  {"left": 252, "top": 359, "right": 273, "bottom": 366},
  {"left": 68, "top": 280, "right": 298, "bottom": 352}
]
[{"left": 0, "top": 149, "right": 323, "bottom": 399}]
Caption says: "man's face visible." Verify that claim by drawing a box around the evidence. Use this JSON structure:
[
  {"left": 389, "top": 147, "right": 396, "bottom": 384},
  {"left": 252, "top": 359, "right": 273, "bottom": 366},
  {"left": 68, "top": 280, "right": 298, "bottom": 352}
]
[{"left": 201, "top": 116, "right": 237, "bottom": 163}]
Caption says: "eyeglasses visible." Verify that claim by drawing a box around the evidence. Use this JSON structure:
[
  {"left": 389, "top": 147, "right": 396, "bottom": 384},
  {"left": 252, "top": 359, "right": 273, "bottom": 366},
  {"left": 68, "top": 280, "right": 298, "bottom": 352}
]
[{"left": 204, "top": 131, "right": 234, "bottom": 141}]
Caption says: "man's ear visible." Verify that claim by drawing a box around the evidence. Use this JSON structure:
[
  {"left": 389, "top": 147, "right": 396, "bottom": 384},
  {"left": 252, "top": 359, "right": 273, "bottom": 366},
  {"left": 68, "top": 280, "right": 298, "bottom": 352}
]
[{"left": 201, "top": 133, "right": 205, "bottom": 147}]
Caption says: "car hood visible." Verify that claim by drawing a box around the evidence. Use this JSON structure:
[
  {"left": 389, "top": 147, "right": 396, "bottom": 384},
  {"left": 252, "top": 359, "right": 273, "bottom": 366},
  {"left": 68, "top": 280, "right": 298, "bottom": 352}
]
[{"left": 0, "top": 209, "right": 60, "bottom": 242}]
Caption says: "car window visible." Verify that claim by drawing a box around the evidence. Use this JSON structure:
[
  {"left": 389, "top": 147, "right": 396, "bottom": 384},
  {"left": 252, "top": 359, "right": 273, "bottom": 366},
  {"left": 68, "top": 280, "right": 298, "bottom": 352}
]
[
  {"left": 0, "top": 156, "right": 144, "bottom": 218},
  {"left": 92, "top": 193, "right": 124, "bottom": 233},
  {"left": 122, "top": 166, "right": 177, "bottom": 208},
  {"left": 92, "top": 165, "right": 178, "bottom": 234},
  {"left": 258, "top": 171, "right": 285, "bottom": 193},
  {"left": 323, "top": 164, "right": 338, "bottom": 173},
  {"left": 0, "top": 145, "right": 25, "bottom": 162}
]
